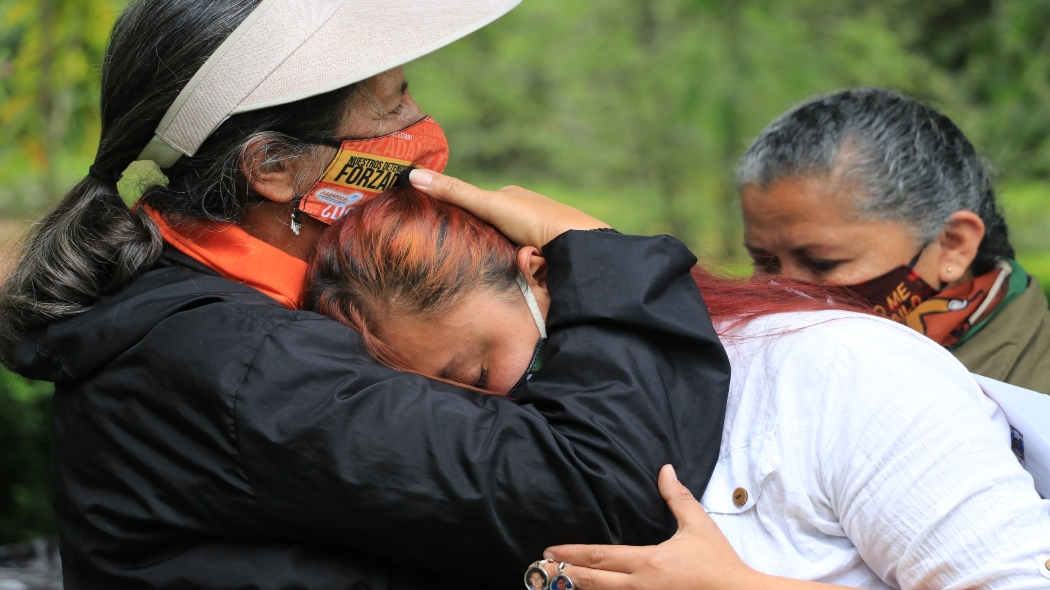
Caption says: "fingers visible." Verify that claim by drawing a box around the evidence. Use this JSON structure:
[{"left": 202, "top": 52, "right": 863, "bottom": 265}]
[
  {"left": 409, "top": 168, "right": 510, "bottom": 234},
  {"left": 558, "top": 566, "right": 635, "bottom": 590},
  {"left": 409, "top": 169, "right": 483, "bottom": 210},
  {"left": 657, "top": 464, "right": 707, "bottom": 532},
  {"left": 537, "top": 561, "right": 634, "bottom": 590},
  {"left": 408, "top": 169, "right": 610, "bottom": 246},
  {"left": 543, "top": 544, "right": 646, "bottom": 574}
]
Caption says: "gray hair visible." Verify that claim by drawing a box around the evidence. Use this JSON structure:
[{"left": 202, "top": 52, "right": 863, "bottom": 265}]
[
  {"left": 736, "top": 87, "right": 1013, "bottom": 272},
  {"left": 0, "top": 0, "right": 365, "bottom": 367}
]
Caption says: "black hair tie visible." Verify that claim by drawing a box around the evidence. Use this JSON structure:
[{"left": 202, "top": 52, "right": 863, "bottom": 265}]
[{"left": 88, "top": 165, "right": 121, "bottom": 184}]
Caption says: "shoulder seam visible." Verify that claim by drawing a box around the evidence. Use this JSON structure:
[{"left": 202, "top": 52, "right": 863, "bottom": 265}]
[
  {"left": 220, "top": 300, "right": 282, "bottom": 332},
  {"left": 226, "top": 328, "right": 280, "bottom": 535}
]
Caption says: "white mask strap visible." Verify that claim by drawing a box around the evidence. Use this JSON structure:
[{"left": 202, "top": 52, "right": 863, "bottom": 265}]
[{"left": 516, "top": 273, "right": 547, "bottom": 339}]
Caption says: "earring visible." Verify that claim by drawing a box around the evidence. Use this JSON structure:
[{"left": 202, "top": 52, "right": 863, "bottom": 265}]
[
  {"left": 290, "top": 209, "right": 302, "bottom": 237},
  {"left": 945, "top": 265, "right": 953, "bottom": 275}
]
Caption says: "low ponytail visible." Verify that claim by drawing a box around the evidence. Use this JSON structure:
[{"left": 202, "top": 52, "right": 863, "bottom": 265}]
[
  {"left": 0, "top": 174, "right": 162, "bottom": 366},
  {"left": 0, "top": 0, "right": 366, "bottom": 367}
]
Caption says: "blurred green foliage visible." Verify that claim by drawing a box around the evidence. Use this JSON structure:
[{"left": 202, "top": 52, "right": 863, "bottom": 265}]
[
  {"left": 412, "top": 0, "right": 947, "bottom": 255},
  {"left": 1004, "top": 183, "right": 1050, "bottom": 301},
  {"left": 405, "top": 0, "right": 1050, "bottom": 293},
  {"left": 403, "top": 0, "right": 1050, "bottom": 293},
  {"left": 0, "top": 0, "right": 123, "bottom": 212},
  {"left": 1, "top": 0, "right": 1048, "bottom": 264},
  {"left": 1, "top": 0, "right": 1049, "bottom": 543}
]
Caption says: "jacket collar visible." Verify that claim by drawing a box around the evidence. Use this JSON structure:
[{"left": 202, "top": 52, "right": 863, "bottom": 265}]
[
  {"left": 142, "top": 205, "right": 307, "bottom": 309},
  {"left": 953, "top": 274, "right": 1050, "bottom": 388}
]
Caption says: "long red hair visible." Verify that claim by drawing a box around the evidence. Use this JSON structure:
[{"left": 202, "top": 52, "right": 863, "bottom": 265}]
[{"left": 307, "top": 188, "right": 866, "bottom": 365}]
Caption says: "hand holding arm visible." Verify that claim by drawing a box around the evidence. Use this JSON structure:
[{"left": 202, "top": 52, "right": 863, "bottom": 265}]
[
  {"left": 543, "top": 466, "right": 860, "bottom": 590},
  {"left": 408, "top": 169, "right": 610, "bottom": 247}
]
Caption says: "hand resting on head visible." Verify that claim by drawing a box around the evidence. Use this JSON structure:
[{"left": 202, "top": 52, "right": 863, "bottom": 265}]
[{"left": 409, "top": 169, "right": 610, "bottom": 247}]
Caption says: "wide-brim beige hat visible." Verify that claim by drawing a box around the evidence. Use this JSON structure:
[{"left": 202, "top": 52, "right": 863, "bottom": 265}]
[{"left": 138, "top": 0, "right": 522, "bottom": 168}]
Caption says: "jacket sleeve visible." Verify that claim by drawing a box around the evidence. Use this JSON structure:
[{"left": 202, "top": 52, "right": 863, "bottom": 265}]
[{"left": 234, "top": 230, "right": 731, "bottom": 587}]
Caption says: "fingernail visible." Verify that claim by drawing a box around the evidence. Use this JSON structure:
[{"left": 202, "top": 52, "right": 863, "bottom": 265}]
[
  {"left": 543, "top": 550, "right": 554, "bottom": 560},
  {"left": 409, "top": 168, "right": 434, "bottom": 189},
  {"left": 667, "top": 464, "right": 678, "bottom": 481}
]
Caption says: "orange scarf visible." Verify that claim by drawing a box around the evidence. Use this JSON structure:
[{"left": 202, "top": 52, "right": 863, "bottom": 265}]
[{"left": 141, "top": 205, "right": 307, "bottom": 309}]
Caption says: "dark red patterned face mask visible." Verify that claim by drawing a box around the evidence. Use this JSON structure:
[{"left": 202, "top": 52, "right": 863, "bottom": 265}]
[
  {"left": 845, "top": 251, "right": 939, "bottom": 323},
  {"left": 843, "top": 249, "right": 1012, "bottom": 347}
]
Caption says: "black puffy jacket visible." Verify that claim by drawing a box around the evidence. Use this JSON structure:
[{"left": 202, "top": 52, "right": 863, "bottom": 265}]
[{"left": 11, "top": 230, "right": 730, "bottom": 589}]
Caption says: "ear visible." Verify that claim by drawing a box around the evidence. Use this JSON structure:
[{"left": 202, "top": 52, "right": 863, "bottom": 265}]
[
  {"left": 517, "top": 246, "right": 548, "bottom": 287},
  {"left": 516, "top": 246, "right": 550, "bottom": 317},
  {"left": 240, "top": 136, "right": 300, "bottom": 204},
  {"left": 935, "top": 210, "right": 985, "bottom": 286}
]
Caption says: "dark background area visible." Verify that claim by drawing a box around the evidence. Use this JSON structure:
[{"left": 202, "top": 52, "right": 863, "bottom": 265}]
[{"left": 0, "top": 374, "right": 53, "bottom": 544}]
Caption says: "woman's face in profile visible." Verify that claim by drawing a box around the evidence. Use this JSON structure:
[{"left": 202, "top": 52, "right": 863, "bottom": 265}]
[
  {"left": 376, "top": 287, "right": 543, "bottom": 395},
  {"left": 741, "top": 175, "right": 937, "bottom": 285},
  {"left": 341, "top": 67, "right": 425, "bottom": 139},
  {"left": 280, "top": 68, "right": 426, "bottom": 218}
]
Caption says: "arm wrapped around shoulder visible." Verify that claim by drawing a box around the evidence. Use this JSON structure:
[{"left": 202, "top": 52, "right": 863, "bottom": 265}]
[{"left": 235, "top": 230, "right": 731, "bottom": 587}]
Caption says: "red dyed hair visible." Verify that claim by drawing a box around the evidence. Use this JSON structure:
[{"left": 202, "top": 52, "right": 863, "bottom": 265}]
[
  {"left": 690, "top": 266, "right": 869, "bottom": 333},
  {"left": 307, "top": 188, "right": 867, "bottom": 366},
  {"left": 307, "top": 187, "right": 520, "bottom": 369}
]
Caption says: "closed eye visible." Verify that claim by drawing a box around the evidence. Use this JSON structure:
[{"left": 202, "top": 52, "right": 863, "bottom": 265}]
[
  {"left": 474, "top": 367, "right": 489, "bottom": 390},
  {"left": 803, "top": 258, "right": 843, "bottom": 273},
  {"left": 750, "top": 254, "right": 780, "bottom": 274},
  {"left": 389, "top": 82, "right": 409, "bottom": 116}
]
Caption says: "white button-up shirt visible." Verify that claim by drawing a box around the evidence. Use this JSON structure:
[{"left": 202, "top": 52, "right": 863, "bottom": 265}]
[{"left": 702, "top": 312, "right": 1050, "bottom": 589}]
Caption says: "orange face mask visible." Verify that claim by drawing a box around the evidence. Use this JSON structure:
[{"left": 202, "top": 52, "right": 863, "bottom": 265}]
[{"left": 297, "top": 116, "right": 449, "bottom": 224}]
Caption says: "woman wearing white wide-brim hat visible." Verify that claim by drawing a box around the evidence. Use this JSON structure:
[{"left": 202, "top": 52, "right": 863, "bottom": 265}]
[{"left": 0, "top": 0, "right": 735, "bottom": 588}]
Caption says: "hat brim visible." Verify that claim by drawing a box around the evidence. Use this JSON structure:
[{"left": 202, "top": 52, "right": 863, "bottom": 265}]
[{"left": 234, "top": 0, "right": 522, "bottom": 114}]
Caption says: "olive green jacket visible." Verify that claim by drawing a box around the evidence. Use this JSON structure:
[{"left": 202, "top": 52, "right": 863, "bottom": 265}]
[{"left": 953, "top": 276, "right": 1050, "bottom": 395}]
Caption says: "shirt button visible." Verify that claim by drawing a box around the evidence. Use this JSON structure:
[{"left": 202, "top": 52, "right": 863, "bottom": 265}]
[{"left": 732, "top": 488, "right": 748, "bottom": 507}]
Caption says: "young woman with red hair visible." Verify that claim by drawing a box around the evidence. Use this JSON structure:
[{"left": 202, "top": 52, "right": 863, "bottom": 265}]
[{"left": 308, "top": 183, "right": 1050, "bottom": 590}]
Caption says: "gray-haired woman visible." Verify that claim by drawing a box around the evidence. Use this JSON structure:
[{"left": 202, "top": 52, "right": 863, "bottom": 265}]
[{"left": 737, "top": 87, "right": 1050, "bottom": 394}]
